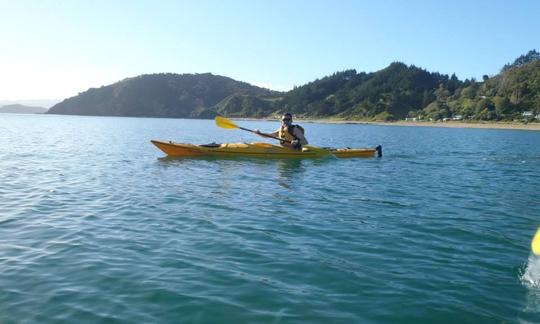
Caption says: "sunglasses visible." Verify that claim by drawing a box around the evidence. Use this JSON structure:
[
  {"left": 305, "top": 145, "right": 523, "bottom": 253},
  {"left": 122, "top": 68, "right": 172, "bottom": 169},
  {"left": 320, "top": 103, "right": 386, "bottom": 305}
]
[{"left": 282, "top": 118, "right": 291, "bottom": 122}]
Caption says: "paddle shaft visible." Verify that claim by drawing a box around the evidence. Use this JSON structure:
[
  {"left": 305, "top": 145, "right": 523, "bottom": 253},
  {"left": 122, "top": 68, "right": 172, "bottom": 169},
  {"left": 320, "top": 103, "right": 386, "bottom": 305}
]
[
  {"left": 237, "top": 126, "right": 292, "bottom": 144},
  {"left": 214, "top": 116, "right": 292, "bottom": 144}
]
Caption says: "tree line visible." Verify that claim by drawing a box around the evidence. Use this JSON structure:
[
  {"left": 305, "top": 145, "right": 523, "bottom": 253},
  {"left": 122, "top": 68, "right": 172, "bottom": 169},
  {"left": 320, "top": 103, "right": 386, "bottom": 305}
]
[{"left": 48, "top": 50, "right": 540, "bottom": 121}]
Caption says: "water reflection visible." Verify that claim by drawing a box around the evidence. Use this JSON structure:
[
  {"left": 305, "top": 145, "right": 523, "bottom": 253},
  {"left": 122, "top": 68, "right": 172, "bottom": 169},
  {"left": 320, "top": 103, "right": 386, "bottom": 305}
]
[{"left": 276, "top": 159, "right": 305, "bottom": 189}]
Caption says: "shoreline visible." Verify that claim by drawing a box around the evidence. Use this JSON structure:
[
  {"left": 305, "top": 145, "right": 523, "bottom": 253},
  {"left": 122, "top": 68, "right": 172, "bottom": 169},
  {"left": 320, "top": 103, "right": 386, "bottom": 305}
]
[
  {"left": 308, "top": 120, "right": 540, "bottom": 131},
  {"left": 237, "top": 117, "right": 540, "bottom": 131},
  {"left": 15, "top": 113, "right": 540, "bottom": 131}
]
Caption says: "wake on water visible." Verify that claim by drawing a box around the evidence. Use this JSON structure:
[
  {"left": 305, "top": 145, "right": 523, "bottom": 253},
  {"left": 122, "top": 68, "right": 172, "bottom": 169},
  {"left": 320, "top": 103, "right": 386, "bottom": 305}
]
[
  {"left": 520, "top": 254, "right": 540, "bottom": 320},
  {"left": 523, "top": 228, "right": 540, "bottom": 290},
  {"left": 522, "top": 254, "right": 540, "bottom": 290}
]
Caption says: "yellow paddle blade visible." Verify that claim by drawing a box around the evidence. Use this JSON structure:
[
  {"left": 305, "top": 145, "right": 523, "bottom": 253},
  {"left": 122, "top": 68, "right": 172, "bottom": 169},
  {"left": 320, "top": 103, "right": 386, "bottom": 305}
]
[
  {"left": 215, "top": 116, "right": 238, "bottom": 130},
  {"left": 533, "top": 227, "right": 540, "bottom": 256}
]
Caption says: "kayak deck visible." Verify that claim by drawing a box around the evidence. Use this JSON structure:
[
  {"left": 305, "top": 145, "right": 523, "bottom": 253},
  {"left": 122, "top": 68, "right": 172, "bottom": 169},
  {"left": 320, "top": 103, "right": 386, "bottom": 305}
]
[{"left": 151, "top": 140, "right": 382, "bottom": 159}]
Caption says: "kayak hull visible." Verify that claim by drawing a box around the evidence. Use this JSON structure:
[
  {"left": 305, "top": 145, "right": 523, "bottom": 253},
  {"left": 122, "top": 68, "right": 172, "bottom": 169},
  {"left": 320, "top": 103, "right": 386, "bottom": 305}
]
[
  {"left": 330, "top": 147, "right": 382, "bottom": 158},
  {"left": 151, "top": 140, "right": 381, "bottom": 159}
]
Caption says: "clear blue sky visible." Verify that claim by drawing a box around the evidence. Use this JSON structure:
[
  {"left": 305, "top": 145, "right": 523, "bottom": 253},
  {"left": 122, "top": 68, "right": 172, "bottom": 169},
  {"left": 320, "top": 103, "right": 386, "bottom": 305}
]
[{"left": 1, "top": 0, "right": 539, "bottom": 100}]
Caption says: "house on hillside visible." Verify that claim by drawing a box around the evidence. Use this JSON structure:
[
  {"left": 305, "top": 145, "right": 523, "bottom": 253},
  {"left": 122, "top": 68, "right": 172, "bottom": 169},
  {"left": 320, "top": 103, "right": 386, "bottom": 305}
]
[
  {"left": 452, "top": 115, "right": 463, "bottom": 120},
  {"left": 522, "top": 111, "right": 533, "bottom": 117}
]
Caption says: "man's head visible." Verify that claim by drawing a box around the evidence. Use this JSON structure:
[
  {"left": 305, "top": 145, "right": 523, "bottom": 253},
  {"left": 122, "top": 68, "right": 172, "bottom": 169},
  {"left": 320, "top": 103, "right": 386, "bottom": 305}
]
[{"left": 281, "top": 113, "right": 293, "bottom": 126}]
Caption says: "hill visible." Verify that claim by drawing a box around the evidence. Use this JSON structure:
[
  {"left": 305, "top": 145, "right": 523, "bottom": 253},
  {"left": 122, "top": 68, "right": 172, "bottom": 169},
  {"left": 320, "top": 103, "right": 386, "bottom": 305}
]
[
  {"left": 0, "top": 99, "right": 59, "bottom": 108},
  {"left": 0, "top": 104, "right": 48, "bottom": 114},
  {"left": 47, "top": 50, "right": 540, "bottom": 121},
  {"left": 47, "top": 73, "right": 278, "bottom": 118},
  {"left": 279, "top": 63, "right": 459, "bottom": 120}
]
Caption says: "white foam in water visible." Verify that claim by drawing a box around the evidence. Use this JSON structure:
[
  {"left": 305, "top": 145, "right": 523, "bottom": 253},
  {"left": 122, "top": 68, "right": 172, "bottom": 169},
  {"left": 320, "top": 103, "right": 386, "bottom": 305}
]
[
  {"left": 521, "top": 254, "right": 540, "bottom": 289},
  {"left": 521, "top": 254, "right": 540, "bottom": 319}
]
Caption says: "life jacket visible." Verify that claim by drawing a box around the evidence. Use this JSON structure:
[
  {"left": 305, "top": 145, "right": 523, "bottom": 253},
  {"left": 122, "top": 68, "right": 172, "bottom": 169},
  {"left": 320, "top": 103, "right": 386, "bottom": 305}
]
[{"left": 278, "top": 124, "right": 304, "bottom": 145}]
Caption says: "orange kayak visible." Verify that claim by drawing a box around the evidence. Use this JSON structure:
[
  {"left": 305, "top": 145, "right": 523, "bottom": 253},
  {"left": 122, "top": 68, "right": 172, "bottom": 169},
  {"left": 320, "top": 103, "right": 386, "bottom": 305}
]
[{"left": 151, "top": 140, "right": 382, "bottom": 159}]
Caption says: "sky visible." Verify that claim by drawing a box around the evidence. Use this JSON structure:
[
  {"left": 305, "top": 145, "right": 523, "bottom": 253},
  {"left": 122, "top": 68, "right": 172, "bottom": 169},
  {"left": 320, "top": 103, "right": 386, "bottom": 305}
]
[{"left": 1, "top": 0, "right": 539, "bottom": 102}]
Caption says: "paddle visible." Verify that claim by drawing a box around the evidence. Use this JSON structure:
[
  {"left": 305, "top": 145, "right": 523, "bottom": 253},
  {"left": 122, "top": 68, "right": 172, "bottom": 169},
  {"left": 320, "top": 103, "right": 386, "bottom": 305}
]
[
  {"left": 215, "top": 116, "right": 292, "bottom": 143},
  {"left": 533, "top": 227, "right": 540, "bottom": 256},
  {"left": 214, "top": 116, "right": 331, "bottom": 156}
]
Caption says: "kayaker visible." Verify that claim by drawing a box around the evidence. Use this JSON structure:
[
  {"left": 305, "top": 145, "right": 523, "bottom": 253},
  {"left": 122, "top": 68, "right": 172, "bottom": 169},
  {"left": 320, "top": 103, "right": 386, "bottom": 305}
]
[{"left": 255, "top": 113, "right": 308, "bottom": 149}]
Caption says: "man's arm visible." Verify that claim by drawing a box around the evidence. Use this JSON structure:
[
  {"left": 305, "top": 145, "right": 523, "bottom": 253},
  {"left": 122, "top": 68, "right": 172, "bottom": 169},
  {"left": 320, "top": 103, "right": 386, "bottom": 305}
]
[{"left": 255, "top": 129, "right": 279, "bottom": 138}]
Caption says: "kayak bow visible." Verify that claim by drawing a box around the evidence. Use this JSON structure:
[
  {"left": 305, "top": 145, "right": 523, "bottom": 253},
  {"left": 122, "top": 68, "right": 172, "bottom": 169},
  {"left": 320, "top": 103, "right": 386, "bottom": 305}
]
[{"left": 151, "top": 140, "right": 382, "bottom": 159}]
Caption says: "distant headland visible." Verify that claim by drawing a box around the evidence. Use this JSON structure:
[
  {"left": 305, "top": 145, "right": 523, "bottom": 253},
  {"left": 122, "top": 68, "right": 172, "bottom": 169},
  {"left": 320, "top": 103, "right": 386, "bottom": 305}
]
[{"left": 0, "top": 104, "right": 48, "bottom": 114}]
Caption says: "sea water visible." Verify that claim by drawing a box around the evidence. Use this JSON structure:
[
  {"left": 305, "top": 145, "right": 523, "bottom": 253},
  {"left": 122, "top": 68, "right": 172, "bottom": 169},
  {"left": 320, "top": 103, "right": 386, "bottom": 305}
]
[{"left": 1, "top": 113, "right": 539, "bottom": 323}]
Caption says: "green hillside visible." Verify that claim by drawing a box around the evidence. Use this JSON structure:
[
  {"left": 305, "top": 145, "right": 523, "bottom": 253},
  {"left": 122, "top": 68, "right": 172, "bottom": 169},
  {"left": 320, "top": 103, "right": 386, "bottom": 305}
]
[
  {"left": 48, "top": 73, "right": 278, "bottom": 118},
  {"left": 47, "top": 50, "right": 540, "bottom": 121}
]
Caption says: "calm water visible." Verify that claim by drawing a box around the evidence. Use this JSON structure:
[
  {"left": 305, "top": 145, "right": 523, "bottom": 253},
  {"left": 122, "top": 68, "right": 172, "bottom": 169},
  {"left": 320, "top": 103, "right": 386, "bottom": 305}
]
[{"left": 1, "top": 113, "right": 539, "bottom": 323}]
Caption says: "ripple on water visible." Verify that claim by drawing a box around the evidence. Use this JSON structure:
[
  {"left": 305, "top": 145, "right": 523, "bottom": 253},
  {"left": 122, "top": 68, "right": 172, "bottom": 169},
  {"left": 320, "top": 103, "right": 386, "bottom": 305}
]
[{"left": 1, "top": 115, "right": 540, "bottom": 323}]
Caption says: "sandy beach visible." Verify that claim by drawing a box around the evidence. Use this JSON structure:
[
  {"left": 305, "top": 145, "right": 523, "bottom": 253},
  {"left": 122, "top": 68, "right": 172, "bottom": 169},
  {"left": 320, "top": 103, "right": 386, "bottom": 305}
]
[
  {"left": 294, "top": 119, "right": 540, "bottom": 131},
  {"left": 373, "top": 120, "right": 540, "bottom": 131},
  {"left": 238, "top": 117, "right": 540, "bottom": 131}
]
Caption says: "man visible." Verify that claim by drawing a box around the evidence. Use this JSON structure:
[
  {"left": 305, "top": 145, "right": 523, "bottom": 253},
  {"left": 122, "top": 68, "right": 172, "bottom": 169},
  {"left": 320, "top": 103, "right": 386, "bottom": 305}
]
[{"left": 255, "top": 113, "right": 308, "bottom": 149}]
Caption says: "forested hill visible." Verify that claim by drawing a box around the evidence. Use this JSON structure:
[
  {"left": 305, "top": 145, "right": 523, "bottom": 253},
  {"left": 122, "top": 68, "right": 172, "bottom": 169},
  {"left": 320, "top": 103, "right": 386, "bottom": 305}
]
[
  {"left": 47, "top": 73, "right": 279, "bottom": 118},
  {"left": 279, "top": 63, "right": 460, "bottom": 120},
  {"left": 279, "top": 50, "right": 540, "bottom": 120},
  {"left": 47, "top": 50, "right": 540, "bottom": 121}
]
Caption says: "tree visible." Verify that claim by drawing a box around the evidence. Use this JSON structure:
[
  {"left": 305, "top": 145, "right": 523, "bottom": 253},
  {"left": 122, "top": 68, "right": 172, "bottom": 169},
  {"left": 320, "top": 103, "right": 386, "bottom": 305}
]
[
  {"left": 448, "top": 73, "right": 460, "bottom": 92},
  {"left": 421, "top": 90, "right": 434, "bottom": 108},
  {"left": 434, "top": 84, "right": 451, "bottom": 101},
  {"left": 423, "top": 101, "right": 450, "bottom": 120},
  {"left": 493, "top": 96, "right": 512, "bottom": 118},
  {"left": 475, "top": 98, "right": 495, "bottom": 119},
  {"left": 502, "top": 49, "right": 540, "bottom": 71}
]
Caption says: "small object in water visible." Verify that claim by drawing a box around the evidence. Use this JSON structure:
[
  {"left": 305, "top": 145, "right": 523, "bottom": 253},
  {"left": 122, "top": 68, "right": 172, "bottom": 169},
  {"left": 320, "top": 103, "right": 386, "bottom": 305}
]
[{"left": 532, "top": 227, "right": 540, "bottom": 256}]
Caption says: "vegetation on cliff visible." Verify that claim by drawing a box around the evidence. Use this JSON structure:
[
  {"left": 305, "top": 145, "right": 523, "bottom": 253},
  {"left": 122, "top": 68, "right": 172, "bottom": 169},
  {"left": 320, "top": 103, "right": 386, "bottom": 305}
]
[{"left": 48, "top": 50, "right": 540, "bottom": 121}]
